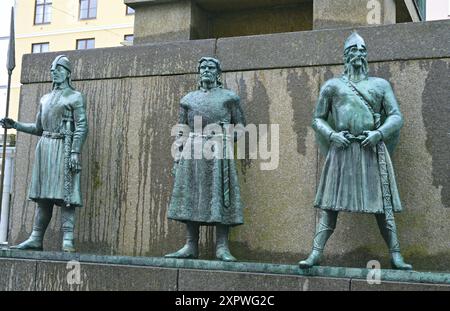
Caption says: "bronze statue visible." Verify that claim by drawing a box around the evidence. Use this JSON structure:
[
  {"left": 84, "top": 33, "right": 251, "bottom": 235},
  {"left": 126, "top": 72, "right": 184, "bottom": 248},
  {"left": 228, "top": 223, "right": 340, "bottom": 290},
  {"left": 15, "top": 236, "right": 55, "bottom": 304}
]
[
  {"left": 299, "top": 33, "right": 412, "bottom": 270},
  {"left": 166, "top": 57, "right": 246, "bottom": 262},
  {"left": 1, "top": 55, "right": 88, "bottom": 252}
]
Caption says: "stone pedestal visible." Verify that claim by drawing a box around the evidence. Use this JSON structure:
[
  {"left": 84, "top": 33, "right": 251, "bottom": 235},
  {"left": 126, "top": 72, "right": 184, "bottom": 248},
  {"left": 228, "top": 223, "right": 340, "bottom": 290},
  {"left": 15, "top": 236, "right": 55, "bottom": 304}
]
[
  {"left": 126, "top": 0, "right": 209, "bottom": 44},
  {"left": 1, "top": 250, "right": 450, "bottom": 291},
  {"left": 125, "top": 0, "right": 420, "bottom": 43},
  {"left": 313, "top": 0, "right": 397, "bottom": 30}
]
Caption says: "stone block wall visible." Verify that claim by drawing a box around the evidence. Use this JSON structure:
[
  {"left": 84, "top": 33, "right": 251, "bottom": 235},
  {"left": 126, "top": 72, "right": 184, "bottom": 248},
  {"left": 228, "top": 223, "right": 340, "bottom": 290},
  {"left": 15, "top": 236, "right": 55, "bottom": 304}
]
[{"left": 9, "top": 20, "right": 450, "bottom": 271}]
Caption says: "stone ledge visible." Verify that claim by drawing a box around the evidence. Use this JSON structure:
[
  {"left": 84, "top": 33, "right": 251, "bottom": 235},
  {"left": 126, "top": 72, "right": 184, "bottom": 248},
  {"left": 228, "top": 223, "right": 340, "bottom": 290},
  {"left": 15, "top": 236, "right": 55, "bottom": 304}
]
[
  {"left": 20, "top": 20, "right": 450, "bottom": 84},
  {"left": 217, "top": 19, "right": 450, "bottom": 72},
  {"left": 1, "top": 250, "right": 449, "bottom": 289},
  {"left": 20, "top": 39, "right": 216, "bottom": 84}
]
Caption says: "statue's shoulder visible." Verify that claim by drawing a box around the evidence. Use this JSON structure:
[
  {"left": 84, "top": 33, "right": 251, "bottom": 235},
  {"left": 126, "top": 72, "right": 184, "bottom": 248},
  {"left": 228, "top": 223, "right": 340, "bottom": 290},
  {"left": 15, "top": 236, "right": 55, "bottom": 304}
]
[
  {"left": 368, "top": 76, "right": 391, "bottom": 89},
  {"left": 181, "top": 90, "right": 199, "bottom": 104},
  {"left": 217, "top": 88, "right": 239, "bottom": 103},
  {"left": 63, "top": 89, "right": 86, "bottom": 108},
  {"left": 320, "top": 77, "right": 341, "bottom": 94},
  {"left": 41, "top": 92, "right": 53, "bottom": 102},
  {"left": 60, "top": 88, "right": 82, "bottom": 98}
]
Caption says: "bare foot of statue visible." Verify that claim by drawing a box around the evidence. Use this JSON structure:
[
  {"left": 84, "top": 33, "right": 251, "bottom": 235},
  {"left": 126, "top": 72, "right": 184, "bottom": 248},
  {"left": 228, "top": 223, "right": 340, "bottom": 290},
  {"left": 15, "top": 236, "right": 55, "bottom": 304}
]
[
  {"left": 298, "top": 250, "right": 322, "bottom": 268},
  {"left": 391, "top": 252, "right": 413, "bottom": 270},
  {"left": 216, "top": 246, "right": 237, "bottom": 262},
  {"left": 10, "top": 237, "right": 43, "bottom": 251},
  {"left": 165, "top": 243, "right": 199, "bottom": 259}
]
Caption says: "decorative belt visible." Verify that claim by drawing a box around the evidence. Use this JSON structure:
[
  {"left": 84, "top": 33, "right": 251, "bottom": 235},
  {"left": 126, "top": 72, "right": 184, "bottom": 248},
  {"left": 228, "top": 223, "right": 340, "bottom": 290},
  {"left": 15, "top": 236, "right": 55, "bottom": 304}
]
[
  {"left": 42, "top": 131, "right": 64, "bottom": 139},
  {"left": 344, "top": 133, "right": 367, "bottom": 143}
]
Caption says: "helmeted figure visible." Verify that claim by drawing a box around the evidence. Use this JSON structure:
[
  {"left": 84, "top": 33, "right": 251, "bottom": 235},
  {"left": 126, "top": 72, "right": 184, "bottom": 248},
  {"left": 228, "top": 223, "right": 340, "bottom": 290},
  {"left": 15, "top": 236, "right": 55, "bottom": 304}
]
[
  {"left": 1, "top": 55, "right": 88, "bottom": 252},
  {"left": 298, "top": 33, "right": 412, "bottom": 270},
  {"left": 165, "top": 57, "right": 246, "bottom": 261}
]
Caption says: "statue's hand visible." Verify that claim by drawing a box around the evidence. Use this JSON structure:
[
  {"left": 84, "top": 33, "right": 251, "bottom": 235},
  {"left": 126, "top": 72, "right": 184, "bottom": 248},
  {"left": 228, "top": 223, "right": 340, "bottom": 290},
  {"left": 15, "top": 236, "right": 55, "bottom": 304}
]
[
  {"left": 362, "top": 130, "right": 382, "bottom": 147},
  {"left": 0, "top": 118, "right": 16, "bottom": 129},
  {"left": 70, "top": 153, "right": 82, "bottom": 173},
  {"left": 330, "top": 131, "right": 350, "bottom": 148}
]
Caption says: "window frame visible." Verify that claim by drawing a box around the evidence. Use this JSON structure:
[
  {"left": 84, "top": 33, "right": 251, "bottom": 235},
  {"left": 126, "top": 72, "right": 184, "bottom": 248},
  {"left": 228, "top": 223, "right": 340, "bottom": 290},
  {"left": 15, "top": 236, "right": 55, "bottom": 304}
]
[
  {"left": 34, "top": 0, "right": 52, "bottom": 25},
  {"left": 79, "top": 0, "right": 98, "bottom": 20},
  {"left": 126, "top": 6, "right": 135, "bottom": 15},
  {"left": 124, "top": 34, "right": 134, "bottom": 42},
  {"left": 31, "top": 42, "right": 50, "bottom": 53},
  {"left": 76, "top": 38, "right": 95, "bottom": 50}
]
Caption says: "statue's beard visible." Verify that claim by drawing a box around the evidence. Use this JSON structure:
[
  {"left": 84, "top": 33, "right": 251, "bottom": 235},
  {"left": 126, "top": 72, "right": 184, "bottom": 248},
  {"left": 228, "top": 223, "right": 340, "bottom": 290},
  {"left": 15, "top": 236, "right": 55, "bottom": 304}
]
[
  {"left": 343, "top": 56, "right": 369, "bottom": 80},
  {"left": 197, "top": 75, "right": 222, "bottom": 90}
]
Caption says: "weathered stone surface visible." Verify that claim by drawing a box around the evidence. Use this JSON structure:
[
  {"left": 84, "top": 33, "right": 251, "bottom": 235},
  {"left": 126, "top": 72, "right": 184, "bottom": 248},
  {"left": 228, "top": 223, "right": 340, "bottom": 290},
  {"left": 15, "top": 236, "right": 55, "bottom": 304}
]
[
  {"left": 0, "top": 258, "right": 36, "bottom": 291},
  {"left": 210, "top": 2, "right": 313, "bottom": 38},
  {"left": 223, "top": 68, "right": 318, "bottom": 264},
  {"left": 20, "top": 39, "right": 216, "bottom": 83},
  {"left": 10, "top": 75, "right": 216, "bottom": 258},
  {"left": 132, "top": 0, "right": 210, "bottom": 44},
  {"left": 217, "top": 20, "right": 450, "bottom": 72},
  {"left": 11, "top": 22, "right": 450, "bottom": 272},
  {"left": 178, "top": 269, "right": 350, "bottom": 291},
  {"left": 20, "top": 20, "right": 450, "bottom": 83},
  {"left": 1, "top": 251, "right": 449, "bottom": 290},
  {"left": 35, "top": 261, "right": 177, "bottom": 291},
  {"left": 351, "top": 279, "right": 450, "bottom": 291},
  {"left": 313, "top": 0, "right": 396, "bottom": 30}
]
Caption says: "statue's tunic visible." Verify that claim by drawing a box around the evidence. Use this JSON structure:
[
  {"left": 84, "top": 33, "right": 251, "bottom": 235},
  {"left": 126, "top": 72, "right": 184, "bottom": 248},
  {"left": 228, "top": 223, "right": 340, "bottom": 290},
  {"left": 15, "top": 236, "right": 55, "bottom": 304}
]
[
  {"left": 16, "top": 87, "right": 88, "bottom": 207},
  {"left": 313, "top": 77, "right": 403, "bottom": 214},
  {"left": 168, "top": 87, "right": 245, "bottom": 226}
]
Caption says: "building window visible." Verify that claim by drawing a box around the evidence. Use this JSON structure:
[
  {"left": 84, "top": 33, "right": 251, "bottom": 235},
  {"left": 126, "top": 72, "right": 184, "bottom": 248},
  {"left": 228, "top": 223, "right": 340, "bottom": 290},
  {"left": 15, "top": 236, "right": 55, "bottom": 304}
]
[
  {"left": 80, "top": 0, "right": 97, "bottom": 20},
  {"left": 413, "top": 0, "right": 426, "bottom": 20},
  {"left": 124, "top": 34, "right": 134, "bottom": 42},
  {"left": 76, "top": 38, "right": 95, "bottom": 50},
  {"left": 34, "top": 0, "right": 52, "bottom": 25},
  {"left": 32, "top": 42, "right": 49, "bottom": 53},
  {"left": 126, "top": 6, "right": 135, "bottom": 15}
]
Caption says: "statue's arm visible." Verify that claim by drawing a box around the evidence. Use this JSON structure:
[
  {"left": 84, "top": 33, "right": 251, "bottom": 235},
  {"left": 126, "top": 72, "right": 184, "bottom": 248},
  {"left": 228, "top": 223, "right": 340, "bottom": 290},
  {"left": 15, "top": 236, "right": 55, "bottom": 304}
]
[
  {"left": 173, "top": 101, "right": 189, "bottom": 159},
  {"left": 71, "top": 94, "right": 89, "bottom": 153},
  {"left": 178, "top": 101, "right": 188, "bottom": 125},
  {"left": 15, "top": 103, "right": 44, "bottom": 136},
  {"left": 378, "top": 81, "right": 404, "bottom": 140},
  {"left": 312, "top": 84, "right": 335, "bottom": 140},
  {"left": 230, "top": 95, "right": 246, "bottom": 142}
]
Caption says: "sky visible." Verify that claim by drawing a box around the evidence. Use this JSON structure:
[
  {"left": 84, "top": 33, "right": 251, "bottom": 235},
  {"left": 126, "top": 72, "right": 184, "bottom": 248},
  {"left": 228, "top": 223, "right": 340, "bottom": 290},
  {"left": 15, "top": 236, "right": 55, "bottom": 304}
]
[
  {"left": 1, "top": 0, "right": 15, "bottom": 86},
  {"left": 0, "top": 0, "right": 15, "bottom": 37}
]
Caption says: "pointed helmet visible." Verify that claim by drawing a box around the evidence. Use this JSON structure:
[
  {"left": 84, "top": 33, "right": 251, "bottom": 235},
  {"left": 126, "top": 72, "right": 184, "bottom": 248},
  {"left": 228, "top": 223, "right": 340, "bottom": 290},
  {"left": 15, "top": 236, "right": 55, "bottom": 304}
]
[
  {"left": 51, "top": 55, "right": 72, "bottom": 73},
  {"left": 50, "top": 55, "right": 75, "bottom": 90},
  {"left": 344, "top": 32, "right": 366, "bottom": 51}
]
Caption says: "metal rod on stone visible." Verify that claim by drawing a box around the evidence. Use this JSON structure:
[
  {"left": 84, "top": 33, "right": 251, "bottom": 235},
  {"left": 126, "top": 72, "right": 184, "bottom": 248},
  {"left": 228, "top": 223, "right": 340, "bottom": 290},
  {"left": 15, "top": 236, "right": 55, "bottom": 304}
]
[{"left": 0, "top": 7, "right": 16, "bottom": 228}]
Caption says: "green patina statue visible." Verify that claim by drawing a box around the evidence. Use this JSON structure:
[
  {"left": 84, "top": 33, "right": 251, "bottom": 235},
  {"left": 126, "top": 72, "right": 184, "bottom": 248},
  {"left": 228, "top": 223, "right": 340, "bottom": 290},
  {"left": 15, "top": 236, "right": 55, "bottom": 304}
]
[
  {"left": 165, "top": 57, "right": 246, "bottom": 262},
  {"left": 0, "top": 55, "right": 88, "bottom": 253},
  {"left": 298, "top": 33, "right": 412, "bottom": 270}
]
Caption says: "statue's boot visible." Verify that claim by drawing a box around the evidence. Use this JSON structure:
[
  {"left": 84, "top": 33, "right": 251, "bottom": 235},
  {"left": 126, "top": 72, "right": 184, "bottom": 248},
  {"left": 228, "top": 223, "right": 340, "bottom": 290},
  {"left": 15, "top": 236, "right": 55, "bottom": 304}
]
[
  {"left": 165, "top": 222, "right": 199, "bottom": 259},
  {"left": 299, "top": 210, "right": 337, "bottom": 268},
  {"left": 62, "top": 206, "right": 76, "bottom": 253},
  {"left": 375, "top": 214, "right": 412, "bottom": 270},
  {"left": 11, "top": 203, "right": 53, "bottom": 251},
  {"left": 215, "top": 225, "right": 237, "bottom": 262}
]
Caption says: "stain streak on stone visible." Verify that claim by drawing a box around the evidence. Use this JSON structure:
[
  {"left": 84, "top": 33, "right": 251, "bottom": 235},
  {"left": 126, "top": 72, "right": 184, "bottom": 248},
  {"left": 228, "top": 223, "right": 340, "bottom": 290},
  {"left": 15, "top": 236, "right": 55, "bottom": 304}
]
[{"left": 422, "top": 60, "right": 450, "bottom": 208}]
